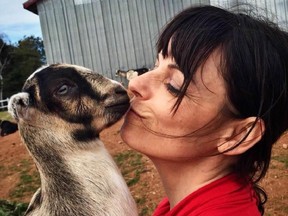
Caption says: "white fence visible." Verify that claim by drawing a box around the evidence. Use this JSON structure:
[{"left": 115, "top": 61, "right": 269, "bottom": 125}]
[{"left": 0, "top": 98, "right": 9, "bottom": 110}]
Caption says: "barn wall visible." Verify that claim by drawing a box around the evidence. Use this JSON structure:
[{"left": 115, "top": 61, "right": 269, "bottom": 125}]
[
  {"left": 37, "top": 0, "right": 209, "bottom": 80},
  {"left": 37, "top": 0, "right": 288, "bottom": 80},
  {"left": 211, "top": 0, "right": 288, "bottom": 30}
]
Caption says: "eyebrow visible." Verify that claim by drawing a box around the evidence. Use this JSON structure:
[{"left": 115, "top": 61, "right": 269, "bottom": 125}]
[
  {"left": 157, "top": 52, "right": 180, "bottom": 70},
  {"left": 168, "top": 63, "right": 180, "bottom": 70}
]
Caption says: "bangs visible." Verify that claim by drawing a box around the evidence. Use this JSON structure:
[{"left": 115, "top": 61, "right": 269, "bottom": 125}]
[{"left": 156, "top": 6, "right": 234, "bottom": 111}]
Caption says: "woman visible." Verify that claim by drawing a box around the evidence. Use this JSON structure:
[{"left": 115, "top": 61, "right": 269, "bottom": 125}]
[{"left": 121, "top": 5, "right": 288, "bottom": 216}]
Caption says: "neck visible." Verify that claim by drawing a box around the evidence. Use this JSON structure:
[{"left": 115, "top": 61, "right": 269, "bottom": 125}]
[
  {"left": 29, "top": 139, "right": 136, "bottom": 215},
  {"left": 150, "top": 155, "right": 234, "bottom": 209}
]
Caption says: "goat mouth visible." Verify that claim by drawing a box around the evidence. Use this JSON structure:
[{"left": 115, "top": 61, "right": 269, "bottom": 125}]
[{"left": 105, "top": 99, "right": 130, "bottom": 113}]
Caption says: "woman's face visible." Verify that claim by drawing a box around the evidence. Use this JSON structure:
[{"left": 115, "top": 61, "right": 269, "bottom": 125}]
[{"left": 121, "top": 49, "right": 230, "bottom": 160}]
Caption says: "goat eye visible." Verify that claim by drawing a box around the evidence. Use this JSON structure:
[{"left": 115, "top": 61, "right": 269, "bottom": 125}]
[{"left": 57, "top": 84, "right": 69, "bottom": 95}]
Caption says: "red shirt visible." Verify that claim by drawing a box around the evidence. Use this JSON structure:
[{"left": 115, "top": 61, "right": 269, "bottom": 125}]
[{"left": 153, "top": 173, "right": 261, "bottom": 216}]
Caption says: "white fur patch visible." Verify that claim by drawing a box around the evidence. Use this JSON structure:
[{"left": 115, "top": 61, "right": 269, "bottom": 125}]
[
  {"left": 126, "top": 71, "right": 138, "bottom": 80},
  {"left": 27, "top": 65, "right": 49, "bottom": 81},
  {"left": 108, "top": 78, "right": 122, "bottom": 85},
  {"left": 71, "top": 64, "right": 93, "bottom": 73},
  {"left": 8, "top": 92, "right": 30, "bottom": 119}
]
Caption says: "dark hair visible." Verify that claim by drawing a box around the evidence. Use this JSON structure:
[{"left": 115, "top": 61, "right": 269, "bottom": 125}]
[{"left": 157, "top": 5, "right": 288, "bottom": 215}]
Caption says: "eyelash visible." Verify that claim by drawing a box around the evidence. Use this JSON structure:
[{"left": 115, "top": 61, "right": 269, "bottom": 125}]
[
  {"left": 154, "top": 61, "right": 182, "bottom": 96},
  {"left": 165, "top": 83, "right": 181, "bottom": 96}
]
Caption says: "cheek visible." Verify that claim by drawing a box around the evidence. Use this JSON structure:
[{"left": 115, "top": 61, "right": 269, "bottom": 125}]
[
  {"left": 120, "top": 110, "right": 220, "bottom": 159},
  {"left": 121, "top": 123, "right": 217, "bottom": 160},
  {"left": 152, "top": 102, "right": 195, "bottom": 135}
]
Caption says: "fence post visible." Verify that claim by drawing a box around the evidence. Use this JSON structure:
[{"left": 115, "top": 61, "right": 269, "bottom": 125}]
[{"left": 0, "top": 98, "right": 9, "bottom": 110}]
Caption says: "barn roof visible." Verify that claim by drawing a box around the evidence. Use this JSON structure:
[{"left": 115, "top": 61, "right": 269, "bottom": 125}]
[{"left": 23, "top": 0, "right": 41, "bottom": 14}]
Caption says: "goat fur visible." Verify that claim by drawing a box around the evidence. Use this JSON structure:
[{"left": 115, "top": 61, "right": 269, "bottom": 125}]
[
  {"left": 8, "top": 64, "right": 138, "bottom": 216},
  {"left": 115, "top": 68, "right": 149, "bottom": 81}
]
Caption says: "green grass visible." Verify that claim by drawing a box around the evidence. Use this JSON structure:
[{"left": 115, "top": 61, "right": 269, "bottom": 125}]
[
  {"left": 114, "top": 150, "right": 156, "bottom": 215},
  {"left": 0, "top": 200, "right": 28, "bottom": 216},
  {"left": 9, "top": 160, "right": 40, "bottom": 199},
  {"left": 114, "top": 150, "right": 145, "bottom": 186},
  {"left": 272, "top": 155, "right": 288, "bottom": 168},
  {"left": 0, "top": 111, "right": 12, "bottom": 121},
  {"left": 1, "top": 149, "right": 153, "bottom": 215},
  {"left": 0, "top": 166, "right": 5, "bottom": 172}
]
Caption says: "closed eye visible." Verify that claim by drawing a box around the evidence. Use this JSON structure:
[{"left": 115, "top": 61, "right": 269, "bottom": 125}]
[{"left": 165, "top": 83, "right": 181, "bottom": 97}]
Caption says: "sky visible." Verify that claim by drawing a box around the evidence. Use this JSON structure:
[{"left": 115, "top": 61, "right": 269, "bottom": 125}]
[{"left": 0, "top": 0, "right": 42, "bottom": 44}]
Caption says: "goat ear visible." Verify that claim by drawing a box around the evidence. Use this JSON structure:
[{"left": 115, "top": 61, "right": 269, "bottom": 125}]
[{"left": 217, "top": 117, "right": 265, "bottom": 155}]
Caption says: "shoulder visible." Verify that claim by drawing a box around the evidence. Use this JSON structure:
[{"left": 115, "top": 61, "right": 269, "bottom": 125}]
[
  {"left": 197, "top": 207, "right": 261, "bottom": 216},
  {"left": 153, "top": 173, "right": 261, "bottom": 216},
  {"left": 153, "top": 198, "right": 170, "bottom": 216}
]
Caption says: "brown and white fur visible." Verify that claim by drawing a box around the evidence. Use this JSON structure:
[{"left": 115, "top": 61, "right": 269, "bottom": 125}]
[
  {"left": 8, "top": 64, "right": 138, "bottom": 216},
  {"left": 115, "top": 68, "right": 149, "bottom": 81}
]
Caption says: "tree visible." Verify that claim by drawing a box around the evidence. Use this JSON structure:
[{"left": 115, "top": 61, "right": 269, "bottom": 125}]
[
  {"left": 2, "top": 36, "right": 46, "bottom": 98},
  {"left": 0, "top": 34, "right": 12, "bottom": 103}
]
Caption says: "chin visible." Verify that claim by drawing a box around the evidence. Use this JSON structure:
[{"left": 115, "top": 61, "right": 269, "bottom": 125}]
[
  {"left": 120, "top": 120, "right": 136, "bottom": 146},
  {"left": 120, "top": 122, "right": 145, "bottom": 152}
]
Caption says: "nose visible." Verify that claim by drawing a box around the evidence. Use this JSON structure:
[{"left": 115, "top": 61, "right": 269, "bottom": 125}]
[
  {"left": 128, "top": 71, "right": 152, "bottom": 100},
  {"left": 114, "top": 85, "right": 127, "bottom": 96}
]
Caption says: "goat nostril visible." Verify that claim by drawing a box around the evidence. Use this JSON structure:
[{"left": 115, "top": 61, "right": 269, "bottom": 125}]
[
  {"left": 114, "top": 85, "right": 127, "bottom": 95},
  {"left": 18, "top": 99, "right": 27, "bottom": 106}
]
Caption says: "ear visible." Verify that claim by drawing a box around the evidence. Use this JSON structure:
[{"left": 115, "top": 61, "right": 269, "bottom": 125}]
[{"left": 217, "top": 117, "right": 265, "bottom": 155}]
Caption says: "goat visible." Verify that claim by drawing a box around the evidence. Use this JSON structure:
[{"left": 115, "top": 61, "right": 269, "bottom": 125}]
[
  {"left": 8, "top": 64, "right": 138, "bottom": 216},
  {"left": 115, "top": 68, "right": 149, "bottom": 81},
  {"left": 0, "top": 120, "right": 18, "bottom": 136}
]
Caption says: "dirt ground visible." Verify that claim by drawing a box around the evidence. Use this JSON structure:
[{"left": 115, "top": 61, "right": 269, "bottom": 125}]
[{"left": 0, "top": 119, "right": 287, "bottom": 215}]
